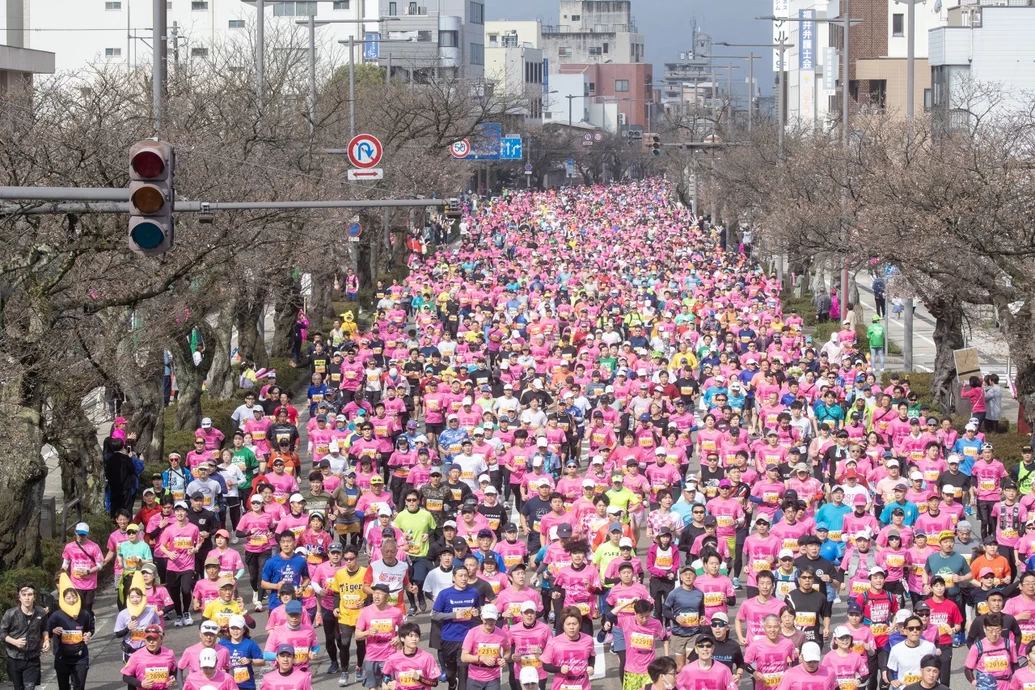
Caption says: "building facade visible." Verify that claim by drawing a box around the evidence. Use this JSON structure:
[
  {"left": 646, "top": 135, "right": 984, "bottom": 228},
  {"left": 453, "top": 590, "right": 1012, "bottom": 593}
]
[
  {"left": 558, "top": 61, "right": 653, "bottom": 129},
  {"left": 540, "top": 0, "right": 645, "bottom": 68},
  {"left": 929, "top": 1, "right": 1035, "bottom": 121}
]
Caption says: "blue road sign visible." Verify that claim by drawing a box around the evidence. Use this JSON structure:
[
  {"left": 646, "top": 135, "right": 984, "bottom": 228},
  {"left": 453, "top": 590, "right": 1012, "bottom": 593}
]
[
  {"left": 500, "top": 137, "right": 523, "bottom": 160},
  {"left": 466, "top": 123, "right": 502, "bottom": 161},
  {"left": 347, "top": 222, "right": 361, "bottom": 237}
]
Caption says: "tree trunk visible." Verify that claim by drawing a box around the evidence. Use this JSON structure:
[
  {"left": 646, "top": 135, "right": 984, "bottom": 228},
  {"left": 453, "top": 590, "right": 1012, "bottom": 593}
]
[
  {"left": 171, "top": 320, "right": 215, "bottom": 431},
  {"left": 45, "top": 387, "right": 104, "bottom": 511},
  {"left": 234, "top": 290, "right": 269, "bottom": 369},
  {"left": 206, "top": 301, "right": 236, "bottom": 400},
  {"left": 0, "top": 389, "right": 47, "bottom": 568},
  {"left": 1003, "top": 297, "right": 1035, "bottom": 434},
  {"left": 927, "top": 296, "right": 966, "bottom": 414},
  {"left": 271, "top": 275, "right": 303, "bottom": 359},
  {"left": 124, "top": 369, "right": 166, "bottom": 468},
  {"left": 391, "top": 221, "right": 410, "bottom": 273},
  {"left": 306, "top": 272, "right": 335, "bottom": 334}
]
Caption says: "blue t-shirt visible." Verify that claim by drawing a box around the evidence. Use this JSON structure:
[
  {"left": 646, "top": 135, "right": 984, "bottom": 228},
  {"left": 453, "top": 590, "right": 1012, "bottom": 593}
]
[
  {"left": 219, "top": 638, "right": 264, "bottom": 689},
  {"left": 433, "top": 585, "right": 482, "bottom": 642},
  {"left": 260, "top": 554, "right": 310, "bottom": 610}
]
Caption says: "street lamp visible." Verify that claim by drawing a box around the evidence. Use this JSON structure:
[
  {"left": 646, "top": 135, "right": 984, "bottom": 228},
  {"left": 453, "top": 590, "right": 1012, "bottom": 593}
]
[
  {"left": 709, "top": 58, "right": 752, "bottom": 129},
  {"left": 715, "top": 42, "right": 794, "bottom": 157},
  {"left": 295, "top": 17, "right": 399, "bottom": 138},
  {"left": 713, "top": 46, "right": 762, "bottom": 132}
]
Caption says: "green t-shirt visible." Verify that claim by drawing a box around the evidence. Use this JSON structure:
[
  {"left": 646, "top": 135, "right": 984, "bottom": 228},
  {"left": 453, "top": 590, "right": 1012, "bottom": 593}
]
[
  {"left": 232, "top": 447, "right": 259, "bottom": 491},
  {"left": 866, "top": 324, "right": 885, "bottom": 349},
  {"left": 118, "top": 540, "right": 153, "bottom": 574},
  {"left": 591, "top": 541, "right": 622, "bottom": 579},
  {"left": 394, "top": 508, "right": 437, "bottom": 559}
]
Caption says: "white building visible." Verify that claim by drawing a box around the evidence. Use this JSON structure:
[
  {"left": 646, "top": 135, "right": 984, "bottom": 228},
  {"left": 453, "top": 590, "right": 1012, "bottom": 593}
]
[
  {"left": 7, "top": 0, "right": 484, "bottom": 79},
  {"left": 540, "top": 0, "right": 645, "bottom": 68},
  {"left": 544, "top": 71, "right": 588, "bottom": 126},
  {"left": 929, "top": 1, "right": 1035, "bottom": 121},
  {"left": 484, "top": 23, "right": 544, "bottom": 122}
]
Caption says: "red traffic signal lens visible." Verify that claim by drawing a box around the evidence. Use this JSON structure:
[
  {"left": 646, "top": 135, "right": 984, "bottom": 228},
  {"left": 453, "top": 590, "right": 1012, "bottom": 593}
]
[
  {"left": 130, "top": 222, "right": 165, "bottom": 250},
  {"left": 131, "top": 150, "right": 166, "bottom": 179},
  {"left": 132, "top": 185, "right": 165, "bottom": 213}
]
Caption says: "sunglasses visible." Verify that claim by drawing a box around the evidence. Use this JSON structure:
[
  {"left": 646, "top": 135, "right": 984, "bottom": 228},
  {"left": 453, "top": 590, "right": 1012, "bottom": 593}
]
[
  {"left": 905, "top": 626, "right": 923, "bottom": 631},
  {"left": 343, "top": 556, "right": 357, "bottom": 562}
]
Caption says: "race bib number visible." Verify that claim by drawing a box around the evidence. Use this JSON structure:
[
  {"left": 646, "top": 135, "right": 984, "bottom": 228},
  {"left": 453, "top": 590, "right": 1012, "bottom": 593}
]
[
  {"left": 425, "top": 499, "right": 443, "bottom": 512},
  {"left": 752, "top": 559, "right": 772, "bottom": 572},
  {"left": 519, "top": 654, "right": 541, "bottom": 668},
  {"left": 782, "top": 539, "right": 799, "bottom": 552},
  {"left": 703, "top": 592, "right": 724, "bottom": 607},
  {"left": 370, "top": 618, "right": 394, "bottom": 633},
  {"left": 576, "top": 602, "right": 591, "bottom": 616},
  {"left": 762, "top": 674, "right": 782, "bottom": 688},
  {"left": 234, "top": 666, "right": 250, "bottom": 683},
  {"left": 476, "top": 643, "right": 501, "bottom": 658},
  {"left": 795, "top": 612, "right": 817, "bottom": 628},
  {"left": 980, "top": 479, "right": 995, "bottom": 492},
  {"left": 885, "top": 554, "right": 904, "bottom": 567},
  {"left": 985, "top": 655, "right": 1009, "bottom": 673},
  {"left": 454, "top": 607, "right": 474, "bottom": 621},
  {"left": 294, "top": 647, "right": 310, "bottom": 664},
  {"left": 716, "top": 515, "right": 733, "bottom": 528},
  {"left": 60, "top": 630, "right": 83, "bottom": 645},
  {"left": 173, "top": 536, "right": 193, "bottom": 550},
  {"left": 144, "top": 667, "right": 169, "bottom": 683},
  {"left": 629, "top": 632, "right": 653, "bottom": 650}
]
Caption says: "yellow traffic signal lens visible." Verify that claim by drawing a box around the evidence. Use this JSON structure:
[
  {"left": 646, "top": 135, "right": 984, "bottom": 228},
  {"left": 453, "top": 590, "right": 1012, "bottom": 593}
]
[{"left": 132, "top": 186, "right": 165, "bottom": 214}]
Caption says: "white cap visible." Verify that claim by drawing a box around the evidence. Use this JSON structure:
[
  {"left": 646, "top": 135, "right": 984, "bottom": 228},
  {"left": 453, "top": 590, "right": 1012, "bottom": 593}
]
[
  {"left": 909, "top": 471, "right": 923, "bottom": 481},
  {"left": 833, "top": 625, "right": 851, "bottom": 639},
  {"left": 328, "top": 441, "right": 340, "bottom": 452},
  {"left": 199, "top": 648, "right": 219, "bottom": 668},
  {"left": 201, "top": 417, "right": 212, "bottom": 427},
  {"left": 249, "top": 494, "right": 264, "bottom": 504},
  {"left": 228, "top": 614, "right": 247, "bottom": 629},
  {"left": 947, "top": 454, "right": 961, "bottom": 464},
  {"left": 894, "top": 609, "right": 912, "bottom": 624},
  {"left": 289, "top": 493, "right": 305, "bottom": 504},
  {"left": 619, "top": 536, "right": 633, "bottom": 548},
  {"left": 481, "top": 604, "right": 499, "bottom": 620},
  {"left": 582, "top": 478, "right": 597, "bottom": 487},
  {"left": 536, "top": 437, "right": 549, "bottom": 447},
  {"left": 448, "top": 413, "right": 459, "bottom": 421},
  {"left": 74, "top": 522, "right": 90, "bottom": 535},
  {"left": 478, "top": 474, "right": 491, "bottom": 483},
  {"left": 868, "top": 566, "right": 887, "bottom": 577},
  {"left": 778, "top": 548, "right": 794, "bottom": 559},
  {"left": 377, "top": 505, "right": 393, "bottom": 517},
  {"left": 655, "top": 447, "right": 667, "bottom": 455},
  {"left": 801, "top": 642, "right": 822, "bottom": 663},
  {"left": 504, "top": 383, "right": 513, "bottom": 389},
  {"left": 519, "top": 667, "right": 541, "bottom": 685},
  {"left": 886, "top": 459, "right": 899, "bottom": 468},
  {"left": 942, "top": 484, "right": 956, "bottom": 494},
  {"left": 473, "top": 427, "right": 485, "bottom": 436},
  {"left": 591, "top": 455, "right": 604, "bottom": 465},
  {"left": 462, "top": 396, "right": 473, "bottom": 405},
  {"left": 965, "top": 423, "right": 978, "bottom": 431},
  {"left": 520, "top": 601, "right": 538, "bottom": 612},
  {"left": 532, "top": 456, "right": 543, "bottom": 466},
  {"left": 484, "top": 485, "right": 498, "bottom": 494}
]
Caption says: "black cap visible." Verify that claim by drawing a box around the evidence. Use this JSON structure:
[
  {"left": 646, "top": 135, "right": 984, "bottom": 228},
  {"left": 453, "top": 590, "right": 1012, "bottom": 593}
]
[
  {"left": 371, "top": 584, "right": 391, "bottom": 594},
  {"left": 557, "top": 523, "right": 573, "bottom": 538},
  {"left": 450, "top": 537, "right": 469, "bottom": 550},
  {"left": 191, "top": 491, "right": 204, "bottom": 500},
  {"left": 703, "top": 515, "right": 717, "bottom": 526},
  {"left": 477, "top": 528, "right": 494, "bottom": 539}
]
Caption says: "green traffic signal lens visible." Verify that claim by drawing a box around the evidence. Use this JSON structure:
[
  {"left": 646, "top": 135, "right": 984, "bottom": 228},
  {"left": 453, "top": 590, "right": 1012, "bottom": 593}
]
[{"left": 131, "top": 222, "right": 165, "bottom": 249}]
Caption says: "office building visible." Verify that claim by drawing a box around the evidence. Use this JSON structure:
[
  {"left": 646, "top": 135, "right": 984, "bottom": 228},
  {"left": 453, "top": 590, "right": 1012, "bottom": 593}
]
[{"left": 540, "top": 0, "right": 645, "bottom": 67}]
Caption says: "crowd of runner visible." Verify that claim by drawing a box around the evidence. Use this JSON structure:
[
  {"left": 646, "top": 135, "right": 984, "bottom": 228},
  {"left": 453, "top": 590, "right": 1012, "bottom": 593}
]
[{"left": 5, "top": 180, "right": 1035, "bottom": 690}]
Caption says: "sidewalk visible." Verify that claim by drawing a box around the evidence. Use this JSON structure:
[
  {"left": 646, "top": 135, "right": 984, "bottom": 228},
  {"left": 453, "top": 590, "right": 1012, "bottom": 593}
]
[{"left": 852, "top": 273, "right": 1018, "bottom": 421}]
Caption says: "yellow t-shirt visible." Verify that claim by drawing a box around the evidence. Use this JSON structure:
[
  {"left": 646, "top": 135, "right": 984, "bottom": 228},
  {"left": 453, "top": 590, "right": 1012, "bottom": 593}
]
[
  {"left": 332, "top": 566, "right": 369, "bottom": 627},
  {"left": 202, "top": 599, "right": 244, "bottom": 629}
]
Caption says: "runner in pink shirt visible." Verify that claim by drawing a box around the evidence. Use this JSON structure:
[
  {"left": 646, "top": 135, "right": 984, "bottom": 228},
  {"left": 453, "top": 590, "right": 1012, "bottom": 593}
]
[
  {"left": 508, "top": 602, "right": 552, "bottom": 682},
  {"left": 821, "top": 627, "right": 867, "bottom": 690},
  {"left": 744, "top": 614, "right": 797, "bottom": 690},
  {"left": 774, "top": 642, "right": 836, "bottom": 690},
  {"left": 121, "top": 626, "right": 178, "bottom": 690},
  {"left": 675, "top": 636, "right": 735, "bottom": 690},
  {"left": 60, "top": 523, "right": 104, "bottom": 611},
  {"left": 355, "top": 585, "right": 405, "bottom": 677},
  {"left": 696, "top": 552, "right": 736, "bottom": 624},
  {"left": 540, "top": 608, "right": 596, "bottom": 690},
  {"left": 736, "top": 572, "right": 785, "bottom": 645},
  {"left": 461, "top": 604, "right": 512, "bottom": 686},
  {"left": 260, "top": 646, "right": 314, "bottom": 690},
  {"left": 382, "top": 622, "right": 442, "bottom": 690},
  {"left": 620, "top": 600, "right": 669, "bottom": 686},
  {"left": 263, "top": 600, "right": 319, "bottom": 670}
]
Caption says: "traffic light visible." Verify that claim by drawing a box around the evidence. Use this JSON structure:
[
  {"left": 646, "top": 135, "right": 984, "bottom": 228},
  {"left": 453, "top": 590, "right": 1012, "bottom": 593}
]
[
  {"left": 128, "top": 139, "right": 175, "bottom": 256},
  {"left": 650, "top": 133, "right": 662, "bottom": 157},
  {"left": 445, "top": 198, "right": 462, "bottom": 219}
]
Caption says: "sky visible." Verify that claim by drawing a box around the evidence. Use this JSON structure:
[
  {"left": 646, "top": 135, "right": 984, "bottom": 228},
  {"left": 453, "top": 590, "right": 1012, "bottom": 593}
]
[{"left": 486, "top": 0, "right": 777, "bottom": 94}]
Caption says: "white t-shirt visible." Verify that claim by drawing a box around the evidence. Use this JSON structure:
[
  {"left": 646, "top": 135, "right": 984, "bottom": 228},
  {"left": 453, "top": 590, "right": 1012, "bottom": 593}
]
[{"left": 886, "top": 640, "right": 937, "bottom": 685}]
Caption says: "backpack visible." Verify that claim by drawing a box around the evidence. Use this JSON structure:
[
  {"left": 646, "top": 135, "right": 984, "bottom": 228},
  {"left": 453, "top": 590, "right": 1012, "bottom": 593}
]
[{"left": 974, "top": 637, "right": 1012, "bottom": 690}]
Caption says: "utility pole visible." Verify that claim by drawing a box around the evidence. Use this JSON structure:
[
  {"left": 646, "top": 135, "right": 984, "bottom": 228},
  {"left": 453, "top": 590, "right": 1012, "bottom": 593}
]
[
  {"left": 903, "top": 0, "right": 919, "bottom": 370},
  {"left": 151, "top": 0, "right": 165, "bottom": 131},
  {"left": 256, "top": 0, "right": 265, "bottom": 111},
  {"left": 308, "top": 15, "right": 317, "bottom": 138},
  {"left": 349, "top": 36, "right": 356, "bottom": 140},
  {"left": 840, "top": 0, "right": 851, "bottom": 328}
]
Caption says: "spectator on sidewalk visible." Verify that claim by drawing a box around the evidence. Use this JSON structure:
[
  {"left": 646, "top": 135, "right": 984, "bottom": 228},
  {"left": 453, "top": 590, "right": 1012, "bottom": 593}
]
[
  {"left": 0, "top": 583, "right": 50, "bottom": 690},
  {"left": 867, "top": 316, "right": 886, "bottom": 372}
]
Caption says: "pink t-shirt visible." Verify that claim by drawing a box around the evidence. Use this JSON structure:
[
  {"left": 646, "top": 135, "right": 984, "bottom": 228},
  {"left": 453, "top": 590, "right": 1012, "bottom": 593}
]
[
  {"left": 157, "top": 522, "right": 200, "bottom": 572},
  {"left": 191, "top": 578, "right": 221, "bottom": 612},
  {"left": 744, "top": 636, "right": 797, "bottom": 690},
  {"left": 540, "top": 633, "right": 595, "bottom": 690},
  {"left": 620, "top": 618, "right": 666, "bottom": 674},
  {"left": 356, "top": 605, "right": 404, "bottom": 661},
  {"left": 122, "top": 646, "right": 178, "bottom": 690},
  {"left": 382, "top": 648, "right": 442, "bottom": 690},
  {"left": 737, "top": 596, "right": 786, "bottom": 644},
  {"left": 775, "top": 664, "right": 837, "bottom": 690},
  {"left": 964, "top": 637, "right": 1014, "bottom": 690},
  {"left": 258, "top": 667, "right": 314, "bottom": 690},
  {"left": 183, "top": 669, "right": 235, "bottom": 690},
  {"left": 508, "top": 621, "right": 552, "bottom": 680},
  {"left": 62, "top": 540, "right": 104, "bottom": 590},
  {"left": 107, "top": 530, "right": 130, "bottom": 577},
  {"left": 696, "top": 573, "right": 736, "bottom": 623},
  {"left": 821, "top": 651, "right": 867, "bottom": 690},
  {"left": 462, "top": 625, "right": 512, "bottom": 682},
  {"left": 177, "top": 642, "right": 230, "bottom": 673},
  {"left": 238, "top": 511, "right": 277, "bottom": 553},
  {"left": 676, "top": 659, "right": 734, "bottom": 690},
  {"left": 265, "top": 625, "right": 319, "bottom": 669}
]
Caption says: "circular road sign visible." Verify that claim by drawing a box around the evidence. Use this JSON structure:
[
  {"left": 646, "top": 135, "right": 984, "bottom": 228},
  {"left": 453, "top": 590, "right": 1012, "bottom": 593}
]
[
  {"left": 593, "top": 131, "right": 603, "bottom": 142},
  {"left": 524, "top": 163, "right": 533, "bottom": 172},
  {"left": 346, "top": 222, "right": 362, "bottom": 238},
  {"left": 450, "top": 139, "right": 471, "bottom": 158},
  {"left": 347, "top": 134, "right": 383, "bottom": 169},
  {"left": 583, "top": 133, "right": 592, "bottom": 142}
]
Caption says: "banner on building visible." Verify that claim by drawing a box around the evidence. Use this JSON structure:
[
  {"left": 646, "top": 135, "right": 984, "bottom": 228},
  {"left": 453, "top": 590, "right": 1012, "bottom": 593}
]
[
  {"left": 800, "top": 71, "right": 815, "bottom": 128},
  {"left": 823, "top": 47, "right": 838, "bottom": 92},
  {"left": 799, "top": 10, "right": 815, "bottom": 71},
  {"left": 773, "top": 0, "right": 789, "bottom": 71}
]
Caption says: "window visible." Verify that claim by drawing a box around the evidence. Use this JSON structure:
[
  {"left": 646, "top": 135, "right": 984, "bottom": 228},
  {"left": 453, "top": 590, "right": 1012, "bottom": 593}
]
[
  {"left": 228, "top": 19, "right": 245, "bottom": 28},
  {"left": 417, "top": 30, "right": 432, "bottom": 42},
  {"left": 104, "top": 47, "right": 121, "bottom": 57},
  {"left": 333, "top": 0, "right": 349, "bottom": 8},
  {"left": 892, "top": 13, "right": 904, "bottom": 37},
  {"left": 439, "top": 30, "right": 458, "bottom": 47},
  {"left": 588, "top": 46, "right": 602, "bottom": 56},
  {"left": 191, "top": 0, "right": 208, "bottom": 9},
  {"left": 603, "top": 42, "right": 609, "bottom": 54},
  {"left": 273, "top": 1, "right": 315, "bottom": 16},
  {"left": 488, "top": 33, "right": 498, "bottom": 46},
  {"left": 191, "top": 46, "right": 209, "bottom": 57},
  {"left": 469, "top": 1, "right": 484, "bottom": 24},
  {"left": 388, "top": 2, "right": 397, "bottom": 16},
  {"left": 615, "top": 79, "right": 629, "bottom": 92},
  {"left": 588, "top": 81, "right": 595, "bottom": 93},
  {"left": 502, "top": 33, "right": 518, "bottom": 47},
  {"left": 470, "top": 42, "right": 484, "bottom": 65},
  {"left": 167, "top": 1, "right": 172, "bottom": 9},
  {"left": 571, "top": 14, "right": 580, "bottom": 21},
  {"left": 409, "top": 2, "right": 417, "bottom": 14},
  {"left": 105, "top": 1, "right": 122, "bottom": 10},
  {"left": 558, "top": 47, "right": 572, "bottom": 58}
]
